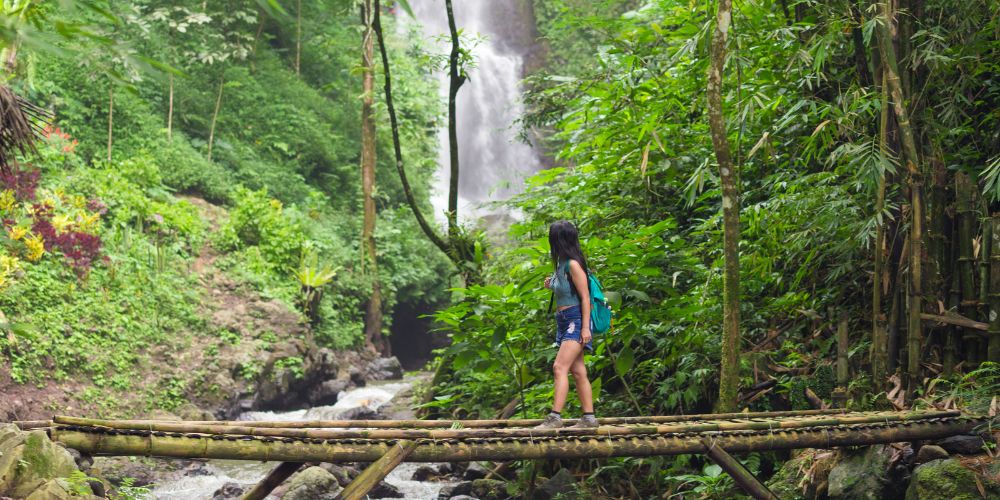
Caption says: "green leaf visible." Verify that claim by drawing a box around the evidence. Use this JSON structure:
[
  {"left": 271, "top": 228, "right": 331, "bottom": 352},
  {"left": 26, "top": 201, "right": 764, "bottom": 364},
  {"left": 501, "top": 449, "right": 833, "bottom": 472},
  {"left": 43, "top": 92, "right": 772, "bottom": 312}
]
[
  {"left": 491, "top": 326, "right": 507, "bottom": 347},
  {"left": 395, "top": 0, "right": 415, "bottom": 18},
  {"left": 615, "top": 345, "right": 634, "bottom": 376}
]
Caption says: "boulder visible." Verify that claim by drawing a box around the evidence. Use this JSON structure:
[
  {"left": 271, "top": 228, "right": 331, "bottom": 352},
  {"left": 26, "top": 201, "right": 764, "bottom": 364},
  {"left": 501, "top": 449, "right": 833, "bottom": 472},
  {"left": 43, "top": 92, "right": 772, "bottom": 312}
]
[
  {"left": 177, "top": 403, "right": 216, "bottom": 421},
  {"left": 412, "top": 465, "right": 442, "bottom": 481},
  {"left": 906, "top": 458, "right": 1000, "bottom": 499},
  {"left": 63, "top": 447, "right": 93, "bottom": 472},
  {"left": 767, "top": 449, "right": 837, "bottom": 500},
  {"left": 349, "top": 366, "right": 367, "bottom": 386},
  {"left": 369, "top": 481, "right": 403, "bottom": 498},
  {"left": 309, "top": 378, "right": 350, "bottom": 406},
  {"left": 913, "top": 445, "right": 948, "bottom": 465},
  {"left": 463, "top": 462, "right": 489, "bottom": 480},
  {"left": 211, "top": 481, "right": 245, "bottom": 500},
  {"left": 89, "top": 457, "right": 158, "bottom": 487},
  {"left": 471, "top": 478, "right": 508, "bottom": 500},
  {"left": 24, "top": 478, "right": 99, "bottom": 500},
  {"left": 936, "top": 435, "right": 989, "bottom": 455},
  {"left": 0, "top": 425, "right": 80, "bottom": 498},
  {"left": 369, "top": 357, "right": 404, "bottom": 380},
  {"left": 828, "top": 446, "right": 891, "bottom": 499},
  {"left": 318, "top": 463, "right": 354, "bottom": 487},
  {"left": 534, "top": 468, "right": 577, "bottom": 500},
  {"left": 282, "top": 466, "right": 342, "bottom": 500},
  {"left": 335, "top": 406, "right": 383, "bottom": 421},
  {"left": 437, "top": 481, "right": 474, "bottom": 499}
]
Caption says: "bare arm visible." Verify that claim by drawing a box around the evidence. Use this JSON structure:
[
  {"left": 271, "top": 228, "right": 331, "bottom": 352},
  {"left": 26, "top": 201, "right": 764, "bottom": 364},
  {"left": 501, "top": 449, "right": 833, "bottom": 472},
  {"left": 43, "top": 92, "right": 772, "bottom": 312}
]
[{"left": 568, "top": 260, "right": 591, "bottom": 341}]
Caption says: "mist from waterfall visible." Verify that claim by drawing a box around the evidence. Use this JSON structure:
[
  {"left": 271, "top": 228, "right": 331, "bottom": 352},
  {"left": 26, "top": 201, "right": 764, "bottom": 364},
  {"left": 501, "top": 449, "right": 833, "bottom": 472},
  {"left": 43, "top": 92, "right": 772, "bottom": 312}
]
[{"left": 399, "top": 0, "right": 543, "bottom": 223}]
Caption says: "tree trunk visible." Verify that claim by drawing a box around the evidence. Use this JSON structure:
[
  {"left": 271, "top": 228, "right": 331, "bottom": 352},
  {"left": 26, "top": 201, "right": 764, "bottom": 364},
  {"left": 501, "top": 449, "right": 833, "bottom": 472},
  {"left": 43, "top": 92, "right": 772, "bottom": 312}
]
[
  {"left": 360, "top": 0, "right": 383, "bottom": 355},
  {"left": 207, "top": 75, "right": 224, "bottom": 162},
  {"left": 707, "top": 0, "right": 741, "bottom": 412},
  {"left": 371, "top": 0, "right": 449, "bottom": 257},
  {"left": 167, "top": 73, "right": 174, "bottom": 141},
  {"left": 877, "top": 1, "right": 923, "bottom": 392},
  {"left": 4, "top": 43, "right": 17, "bottom": 74},
  {"left": 295, "top": 0, "right": 302, "bottom": 76},
  {"left": 107, "top": 85, "right": 114, "bottom": 163},
  {"left": 445, "top": 0, "right": 465, "bottom": 235}
]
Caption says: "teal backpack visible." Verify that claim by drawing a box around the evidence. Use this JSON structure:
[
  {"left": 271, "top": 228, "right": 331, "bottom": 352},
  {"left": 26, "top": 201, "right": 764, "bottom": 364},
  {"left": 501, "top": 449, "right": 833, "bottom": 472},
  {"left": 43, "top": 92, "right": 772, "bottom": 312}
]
[{"left": 549, "top": 261, "right": 613, "bottom": 334}]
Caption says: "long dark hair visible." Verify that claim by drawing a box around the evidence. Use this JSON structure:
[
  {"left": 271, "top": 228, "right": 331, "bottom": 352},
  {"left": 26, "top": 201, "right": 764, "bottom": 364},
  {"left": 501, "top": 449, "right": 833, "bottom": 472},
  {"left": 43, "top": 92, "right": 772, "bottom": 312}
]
[{"left": 549, "top": 220, "right": 588, "bottom": 274}]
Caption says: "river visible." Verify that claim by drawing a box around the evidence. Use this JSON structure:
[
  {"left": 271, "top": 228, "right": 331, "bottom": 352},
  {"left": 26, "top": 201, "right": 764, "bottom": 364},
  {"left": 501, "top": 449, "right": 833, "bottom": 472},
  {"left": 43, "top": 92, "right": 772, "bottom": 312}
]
[{"left": 150, "top": 375, "right": 456, "bottom": 499}]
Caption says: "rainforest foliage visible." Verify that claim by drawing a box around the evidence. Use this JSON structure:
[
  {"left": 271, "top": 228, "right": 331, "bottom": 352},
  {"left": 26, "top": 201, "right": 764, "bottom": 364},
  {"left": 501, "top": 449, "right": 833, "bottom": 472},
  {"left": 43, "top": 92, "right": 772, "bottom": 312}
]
[
  {"left": 0, "top": 0, "right": 451, "bottom": 391},
  {"left": 426, "top": 0, "right": 1000, "bottom": 494}
]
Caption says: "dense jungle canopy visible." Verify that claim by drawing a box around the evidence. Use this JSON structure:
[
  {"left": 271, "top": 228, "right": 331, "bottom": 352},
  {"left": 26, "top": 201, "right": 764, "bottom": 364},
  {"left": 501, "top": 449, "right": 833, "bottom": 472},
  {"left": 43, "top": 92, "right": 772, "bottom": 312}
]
[{"left": 1, "top": 0, "right": 1000, "bottom": 498}]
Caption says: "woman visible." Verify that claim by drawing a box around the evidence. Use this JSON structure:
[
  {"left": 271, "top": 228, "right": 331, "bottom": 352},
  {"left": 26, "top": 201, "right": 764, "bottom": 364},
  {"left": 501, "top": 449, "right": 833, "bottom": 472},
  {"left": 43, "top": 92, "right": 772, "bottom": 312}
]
[{"left": 536, "top": 220, "right": 597, "bottom": 429}]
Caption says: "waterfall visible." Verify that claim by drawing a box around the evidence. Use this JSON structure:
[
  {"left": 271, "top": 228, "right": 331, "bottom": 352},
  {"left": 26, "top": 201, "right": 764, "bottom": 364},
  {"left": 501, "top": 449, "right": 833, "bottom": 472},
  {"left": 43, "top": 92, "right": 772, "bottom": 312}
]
[{"left": 399, "top": 0, "right": 542, "bottom": 222}]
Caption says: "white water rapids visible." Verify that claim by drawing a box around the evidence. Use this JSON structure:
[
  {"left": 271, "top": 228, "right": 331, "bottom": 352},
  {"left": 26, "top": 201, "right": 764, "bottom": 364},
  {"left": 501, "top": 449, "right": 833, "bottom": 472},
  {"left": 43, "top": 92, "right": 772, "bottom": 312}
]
[
  {"left": 150, "top": 377, "right": 456, "bottom": 499},
  {"left": 400, "top": 0, "right": 544, "bottom": 222}
]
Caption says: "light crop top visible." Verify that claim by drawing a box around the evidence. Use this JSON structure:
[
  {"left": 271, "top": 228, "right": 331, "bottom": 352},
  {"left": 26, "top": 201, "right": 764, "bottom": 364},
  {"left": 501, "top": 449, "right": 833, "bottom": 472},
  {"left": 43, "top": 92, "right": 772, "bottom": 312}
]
[{"left": 552, "top": 260, "right": 581, "bottom": 307}]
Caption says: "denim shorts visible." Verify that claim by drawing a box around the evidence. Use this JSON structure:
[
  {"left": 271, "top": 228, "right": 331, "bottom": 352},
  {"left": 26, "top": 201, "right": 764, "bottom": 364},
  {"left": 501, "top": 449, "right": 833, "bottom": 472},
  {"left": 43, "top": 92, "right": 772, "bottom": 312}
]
[{"left": 554, "top": 305, "right": 592, "bottom": 351}]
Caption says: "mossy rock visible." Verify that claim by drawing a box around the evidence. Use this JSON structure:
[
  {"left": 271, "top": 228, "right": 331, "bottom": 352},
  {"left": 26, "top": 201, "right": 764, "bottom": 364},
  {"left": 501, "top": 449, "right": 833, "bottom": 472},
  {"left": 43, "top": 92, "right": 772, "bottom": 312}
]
[
  {"left": 471, "top": 478, "right": 509, "bottom": 500},
  {"left": 0, "top": 425, "right": 79, "bottom": 498},
  {"left": 25, "top": 477, "right": 100, "bottom": 500},
  {"left": 282, "top": 466, "right": 341, "bottom": 500},
  {"left": 906, "top": 458, "right": 1000, "bottom": 500},
  {"left": 767, "top": 449, "right": 837, "bottom": 499},
  {"left": 828, "top": 446, "right": 890, "bottom": 499}
]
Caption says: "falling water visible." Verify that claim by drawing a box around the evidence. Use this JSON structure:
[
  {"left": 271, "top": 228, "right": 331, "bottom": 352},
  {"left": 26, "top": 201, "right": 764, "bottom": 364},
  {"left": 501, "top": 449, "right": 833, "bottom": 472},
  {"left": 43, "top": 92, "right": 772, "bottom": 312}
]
[{"left": 400, "top": 0, "right": 543, "bottom": 222}]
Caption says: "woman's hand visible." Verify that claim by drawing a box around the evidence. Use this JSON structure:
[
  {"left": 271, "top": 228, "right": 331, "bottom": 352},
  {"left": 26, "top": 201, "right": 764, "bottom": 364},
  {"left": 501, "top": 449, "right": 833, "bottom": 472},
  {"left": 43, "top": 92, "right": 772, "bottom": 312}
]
[
  {"left": 580, "top": 327, "right": 592, "bottom": 345},
  {"left": 544, "top": 275, "right": 553, "bottom": 289}
]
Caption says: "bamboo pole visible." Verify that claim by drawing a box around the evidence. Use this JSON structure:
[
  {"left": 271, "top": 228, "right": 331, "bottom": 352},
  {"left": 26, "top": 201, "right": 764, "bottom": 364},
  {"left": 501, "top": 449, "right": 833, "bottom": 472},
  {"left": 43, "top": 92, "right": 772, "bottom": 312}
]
[
  {"left": 871, "top": 36, "right": 890, "bottom": 389},
  {"left": 81, "top": 409, "right": 853, "bottom": 430},
  {"left": 837, "top": 312, "right": 849, "bottom": 385},
  {"left": 339, "top": 441, "right": 417, "bottom": 500},
  {"left": 878, "top": 0, "right": 924, "bottom": 393},
  {"left": 52, "top": 411, "right": 961, "bottom": 441},
  {"left": 702, "top": 439, "right": 778, "bottom": 500},
  {"left": 13, "top": 420, "right": 51, "bottom": 430},
  {"left": 957, "top": 172, "right": 980, "bottom": 365},
  {"left": 50, "top": 417, "right": 984, "bottom": 463},
  {"left": 241, "top": 462, "right": 302, "bottom": 500},
  {"left": 977, "top": 214, "right": 993, "bottom": 362},
  {"left": 989, "top": 214, "right": 1000, "bottom": 361}
]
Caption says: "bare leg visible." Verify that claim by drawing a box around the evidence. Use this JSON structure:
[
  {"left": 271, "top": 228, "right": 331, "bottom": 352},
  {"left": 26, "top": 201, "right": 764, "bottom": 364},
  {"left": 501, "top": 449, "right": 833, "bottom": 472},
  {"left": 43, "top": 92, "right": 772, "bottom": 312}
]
[
  {"left": 551, "top": 341, "right": 584, "bottom": 412},
  {"left": 570, "top": 351, "right": 594, "bottom": 412}
]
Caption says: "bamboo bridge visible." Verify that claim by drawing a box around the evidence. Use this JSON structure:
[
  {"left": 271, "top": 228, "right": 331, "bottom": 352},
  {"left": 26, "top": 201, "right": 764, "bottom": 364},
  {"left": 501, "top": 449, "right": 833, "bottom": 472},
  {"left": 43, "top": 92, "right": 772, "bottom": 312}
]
[{"left": 15, "top": 409, "right": 991, "bottom": 500}]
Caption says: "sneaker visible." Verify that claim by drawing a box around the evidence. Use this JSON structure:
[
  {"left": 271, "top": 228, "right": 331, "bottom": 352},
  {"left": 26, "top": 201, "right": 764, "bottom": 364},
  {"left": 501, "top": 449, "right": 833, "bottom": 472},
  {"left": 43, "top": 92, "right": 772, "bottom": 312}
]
[
  {"left": 569, "top": 414, "right": 598, "bottom": 429},
  {"left": 534, "top": 413, "right": 563, "bottom": 429}
]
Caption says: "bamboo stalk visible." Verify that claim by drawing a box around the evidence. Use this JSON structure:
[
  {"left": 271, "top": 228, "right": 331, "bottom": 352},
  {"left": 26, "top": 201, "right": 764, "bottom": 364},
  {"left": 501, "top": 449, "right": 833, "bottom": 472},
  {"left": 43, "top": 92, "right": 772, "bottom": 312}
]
[
  {"left": 51, "top": 417, "right": 984, "bottom": 463},
  {"left": 241, "top": 462, "right": 302, "bottom": 500},
  {"left": 52, "top": 411, "right": 961, "bottom": 441},
  {"left": 837, "top": 312, "right": 849, "bottom": 386},
  {"left": 702, "top": 439, "right": 778, "bottom": 500},
  {"left": 92, "top": 409, "right": 854, "bottom": 430},
  {"left": 989, "top": 214, "right": 1000, "bottom": 361},
  {"left": 339, "top": 441, "right": 417, "bottom": 500}
]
